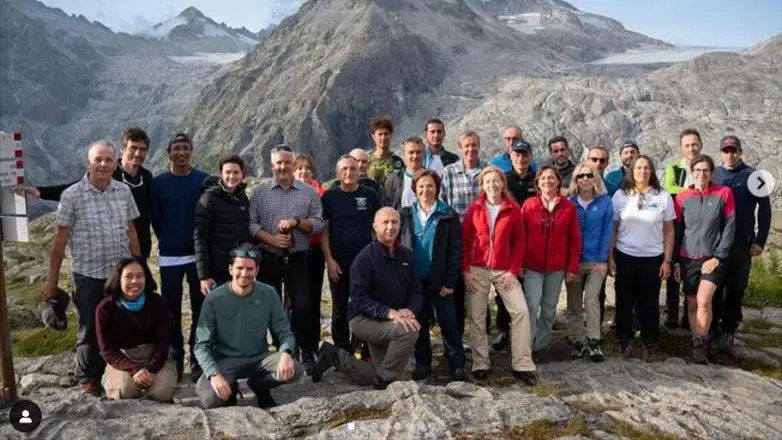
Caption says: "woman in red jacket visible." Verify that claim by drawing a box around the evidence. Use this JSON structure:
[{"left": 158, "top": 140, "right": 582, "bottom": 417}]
[
  {"left": 294, "top": 154, "right": 327, "bottom": 355},
  {"left": 521, "top": 165, "right": 582, "bottom": 356},
  {"left": 462, "top": 166, "right": 537, "bottom": 385}
]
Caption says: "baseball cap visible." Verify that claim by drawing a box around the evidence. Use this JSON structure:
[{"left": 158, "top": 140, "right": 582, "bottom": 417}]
[
  {"left": 41, "top": 287, "right": 70, "bottom": 331},
  {"left": 720, "top": 135, "right": 742, "bottom": 151},
  {"left": 511, "top": 140, "right": 532, "bottom": 154},
  {"left": 621, "top": 138, "right": 639, "bottom": 150},
  {"left": 168, "top": 132, "right": 192, "bottom": 148}
]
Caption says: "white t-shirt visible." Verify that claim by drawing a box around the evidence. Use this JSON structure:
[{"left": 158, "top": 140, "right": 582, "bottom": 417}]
[
  {"left": 612, "top": 189, "right": 676, "bottom": 257},
  {"left": 417, "top": 203, "right": 435, "bottom": 226},
  {"left": 401, "top": 172, "right": 417, "bottom": 208},
  {"left": 486, "top": 201, "right": 501, "bottom": 236},
  {"left": 427, "top": 154, "right": 445, "bottom": 175},
  {"left": 577, "top": 196, "right": 592, "bottom": 211}
]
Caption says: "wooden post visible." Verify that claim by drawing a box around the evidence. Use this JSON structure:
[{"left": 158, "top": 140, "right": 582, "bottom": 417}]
[{"left": 0, "top": 227, "right": 18, "bottom": 404}]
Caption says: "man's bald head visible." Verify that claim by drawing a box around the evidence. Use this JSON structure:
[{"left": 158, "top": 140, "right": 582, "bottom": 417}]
[
  {"left": 373, "top": 207, "right": 400, "bottom": 246},
  {"left": 349, "top": 148, "right": 370, "bottom": 173}
]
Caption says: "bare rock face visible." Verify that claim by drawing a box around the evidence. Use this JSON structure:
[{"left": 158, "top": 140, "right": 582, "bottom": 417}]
[{"left": 2, "top": 356, "right": 780, "bottom": 439}]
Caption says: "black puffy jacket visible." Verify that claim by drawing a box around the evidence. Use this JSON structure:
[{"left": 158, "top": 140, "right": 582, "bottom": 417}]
[{"left": 194, "top": 177, "right": 250, "bottom": 283}]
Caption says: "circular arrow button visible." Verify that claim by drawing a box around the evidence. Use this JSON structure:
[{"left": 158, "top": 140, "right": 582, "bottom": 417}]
[{"left": 748, "top": 170, "right": 775, "bottom": 198}]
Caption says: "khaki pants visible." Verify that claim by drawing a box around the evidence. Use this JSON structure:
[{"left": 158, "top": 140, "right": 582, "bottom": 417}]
[
  {"left": 103, "top": 344, "right": 178, "bottom": 402},
  {"left": 565, "top": 262, "right": 606, "bottom": 343},
  {"left": 466, "top": 266, "right": 535, "bottom": 372},
  {"left": 349, "top": 315, "right": 418, "bottom": 382}
]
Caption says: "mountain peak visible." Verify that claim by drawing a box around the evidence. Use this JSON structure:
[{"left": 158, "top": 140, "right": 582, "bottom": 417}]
[{"left": 178, "top": 6, "right": 206, "bottom": 21}]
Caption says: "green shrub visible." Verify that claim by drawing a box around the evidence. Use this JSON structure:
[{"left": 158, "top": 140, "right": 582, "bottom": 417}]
[{"left": 746, "top": 249, "right": 782, "bottom": 308}]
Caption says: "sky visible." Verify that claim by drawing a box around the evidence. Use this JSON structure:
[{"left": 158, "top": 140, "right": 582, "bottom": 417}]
[{"left": 40, "top": 0, "right": 782, "bottom": 48}]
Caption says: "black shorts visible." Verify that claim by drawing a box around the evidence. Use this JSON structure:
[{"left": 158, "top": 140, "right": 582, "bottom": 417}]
[{"left": 680, "top": 257, "right": 726, "bottom": 296}]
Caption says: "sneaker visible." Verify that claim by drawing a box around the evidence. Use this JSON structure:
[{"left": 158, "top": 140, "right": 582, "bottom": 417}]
[
  {"left": 512, "top": 371, "right": 537, "bottom": 386},
  {"left": 570, "top": 341, "right": 587, "bottom": 359},
  {"left": 491, "top": 332, "right": 510, "bottom": 351},
  {"left": 692, "top": 337, "right": 709, "bottom": 365},
  {"left": 452, "top": 368, "right": 469, "bottom": 382},
  {"left": 311, "top": 342, "right": 340, "bottom": 383},
  {"left": 411, "top": 365, "right": 429, "bottom": 381},
  {"left": 586, "top": 339, "right": 604, "bottom": 362},
  {"left": 82, "top": 379, "right": 103, "bottom": 397}
]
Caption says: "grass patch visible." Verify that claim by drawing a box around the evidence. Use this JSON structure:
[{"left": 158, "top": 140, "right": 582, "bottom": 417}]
[
  {"left": 529, "top": 382, "right": 560, "bottom": 398},
  {"left": 741, "top": 318, "right": 774, "bottom": 333},
  {"left": 610, "top": 420, "right": 680, "bottom": 440},
  {"left": 12, "top": 323, "right": 77, "bottom": 357},
  {"left": 453, "top": 416, "right": 591, "bottom": 439},
  {"left": 745, "top": 250, "right": 782, "bottom": 308},
  {"left": 742, "top": 331, "right": 782, "bottom": 351},
  {"left": 326, "top": 405, "right": 392, "bottom": 428}
]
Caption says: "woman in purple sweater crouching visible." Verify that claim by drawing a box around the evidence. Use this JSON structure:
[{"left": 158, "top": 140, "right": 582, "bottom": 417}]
[{"left": 95, "top": 258, "right": 177, "bottom": 402}]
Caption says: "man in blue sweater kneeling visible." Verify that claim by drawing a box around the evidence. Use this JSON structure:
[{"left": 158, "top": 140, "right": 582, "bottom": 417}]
[
  {"left": 194, "top": 243, "right": 303, "bottom": 409},
  {"left": 312, "top": 207, "right": 422, "bottom": 390}
]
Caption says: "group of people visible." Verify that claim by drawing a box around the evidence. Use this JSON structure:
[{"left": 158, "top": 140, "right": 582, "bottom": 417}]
[{"left": 17, "top": 117, "right": 771, "bottom": 409}]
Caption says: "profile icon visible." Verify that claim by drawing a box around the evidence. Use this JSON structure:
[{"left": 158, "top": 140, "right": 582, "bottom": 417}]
[{"left": 9, "top": 399, "right": 42, "bottom": 433}]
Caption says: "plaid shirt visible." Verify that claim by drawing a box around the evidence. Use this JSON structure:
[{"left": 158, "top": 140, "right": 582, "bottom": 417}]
[
  {"left": 56, "top": 174, "right": 140, "bottom": 279},
  {"left": 439, "top": 160, "right": 485, "bottom": 222},
  {"left": 249, "top": 179, "right": 324, "bottom": 253}
]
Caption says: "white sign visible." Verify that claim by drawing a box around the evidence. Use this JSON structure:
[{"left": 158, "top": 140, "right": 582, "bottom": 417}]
[
  {"left": 1, "top": 216, "right": 30, "bottom": 243},
  {"left": 0, "top": 131, "right": 24, "bottom": 187}
]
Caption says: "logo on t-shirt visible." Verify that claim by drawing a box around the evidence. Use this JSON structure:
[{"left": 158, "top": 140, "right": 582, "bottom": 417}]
[{"left": 356, "top": 197, "right": 367, "bottom": 210}]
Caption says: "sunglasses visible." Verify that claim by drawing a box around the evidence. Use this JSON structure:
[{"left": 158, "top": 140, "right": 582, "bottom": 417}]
[
  {"left": 589, "top": 157, "right": 607, "bottom": 164},
  {"left": 231, "top": 249, "right": 259, "bottom": 259},
  {"left": 576, "top": 173, "right": 594, "bottom": 179}
]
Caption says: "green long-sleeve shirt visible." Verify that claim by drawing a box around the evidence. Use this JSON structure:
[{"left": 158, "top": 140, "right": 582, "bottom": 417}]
[{"left": 194, "top": 281, "right": 295, "bottom": 378}]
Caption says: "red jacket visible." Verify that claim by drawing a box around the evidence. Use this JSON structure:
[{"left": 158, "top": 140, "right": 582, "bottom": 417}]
[
  {"left": 520, "top": 194, "right": 581, "bottom": 274},
  {"left": 461, "top": 193, "right": 524, "bottom": 274}
]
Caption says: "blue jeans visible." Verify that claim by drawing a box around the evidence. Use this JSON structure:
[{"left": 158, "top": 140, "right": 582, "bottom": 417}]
[
  {"left": 160, "top": 262, "right": 202, "bottom": 372},
  {"left": 523, "top": 270, "right": 565, "bottom": 351},
  {"left": 415, "top": 281, "right": 466, "bottom": 372}
]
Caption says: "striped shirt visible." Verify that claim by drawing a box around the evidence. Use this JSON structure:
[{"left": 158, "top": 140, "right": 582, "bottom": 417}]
[
  {"left": 56, "top": 174, "right": 140, "bottom": 279},
  {"left": 439, "top": 160, "right": 485, "bottom": 222},
  {"left": 249, "top": 179, "right": 325, "bottom": 253}
]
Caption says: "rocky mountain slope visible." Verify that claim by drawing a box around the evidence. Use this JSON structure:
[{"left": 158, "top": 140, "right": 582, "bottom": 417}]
[
  {"left": 0, "top": 0, "right": 260, "bottom": 188},
  {"left": 180, "top": 0, "right": 670, "bottom": 176}
]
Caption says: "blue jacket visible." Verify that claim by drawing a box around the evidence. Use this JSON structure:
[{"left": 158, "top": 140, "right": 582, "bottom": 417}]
[
  {"left": 603, "top": 167, "right": 625, "bottom": 197},
  {"left": 569, "top": 194, "right": 614, "bottom": 263},
  {"left": 712, "top": 162, "right": 772, "bottom": 248},
  {"left": 490, "top": 153, "right": 538, "bottom": 174},
  {"left": 348, "top": 240, "right": 423, "bottom": 321}
]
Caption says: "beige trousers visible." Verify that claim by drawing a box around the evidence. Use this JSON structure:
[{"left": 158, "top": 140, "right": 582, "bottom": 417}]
[
  {"left": 102, "top": 344, "right": 178, "bottom": 402},
  {"left": 466, "top": 266, "right": 535, "bottom": 372},
  {"left": 565, "top": 262, "right": 607, "bottom": 343}
]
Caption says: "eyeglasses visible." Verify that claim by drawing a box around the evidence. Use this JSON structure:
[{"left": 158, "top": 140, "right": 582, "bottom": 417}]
[
  {"left": 589, "top": 157, "right": 607, "bottom": 164},
  {"left": 576, "top": 173, "right": 594, "bottom": 179},
  {"left": 121, "top": 171, "right": 144, "bottom": 189},
  {"left": 231, "top": 248, "right": 259, "bottom": 259}
]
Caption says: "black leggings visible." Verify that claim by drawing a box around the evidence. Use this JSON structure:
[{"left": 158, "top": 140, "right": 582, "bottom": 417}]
[{"left": 614, "top": 250, "right": 663, "bottom": 345}]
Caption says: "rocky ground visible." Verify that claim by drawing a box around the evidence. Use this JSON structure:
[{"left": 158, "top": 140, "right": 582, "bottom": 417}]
[{"left": 2, "top": 213, "right": 781, "bottom": 439}]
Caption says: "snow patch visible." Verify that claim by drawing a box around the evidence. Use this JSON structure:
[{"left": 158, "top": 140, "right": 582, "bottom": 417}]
[
  {"left": 144, "top": 16, "right": 187, "bottom": 39},
  {"left": 202, "top": 23, "right": 233, "bottom": 39},
  {"left": 169, "top": 52, "right": 247, "bottom": 65},
  {"left": 589, "top": 46, "right": 741, "bottom": 65},
  {"left": 498, "top": 13, "right": 545, "bottom": 35}
]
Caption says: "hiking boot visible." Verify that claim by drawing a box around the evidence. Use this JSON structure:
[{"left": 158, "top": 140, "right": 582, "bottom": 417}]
[
  {"left": 512, "top": 371, "right": 537, "bottom": 386},
  {"left": 452, "top": 368, "right": 469, "bottom": 382},
  {"left": 641, "top": 343, "right": 656, "bottom": 362},
  {"left": 82, "top": 379, "right": 103, "bottom": 397},
  {"left": 586, "top": 339, "right": 604, "bottom": 362},
  {"left": 716, "top": 332, "right": 736, "bottom": 355},
  {"left": 373, "top": 376, "right": 392, "bottom": 390},
  {"left": 692, "top": 337, "right": 710, "bottom": 365},
  {"left": 472, "top": 369, "right": 489, "bottom": 380},
  {"left": 311, "top": 342, "right": 340, "bottom": 383},
  {"left": 619, "top": 341, "right": 633, "bottom": 358},
  {"left": 411, "top": 365, "right": 429, "bottom": 381},
  {"left": 491, "top": 332, "right": 510, "bottom": 351},
  {"left": 255, "top": 389, "right": 277, "bottom": 409},
  {"left": 570, "top": 341, "right": 587, "bottom": 359},
  {"left": 224, "top": 382, "right": 242, "bottom": 407},
  {"left": 190, "top": 364, "right": 203, "bottom": 383},
  {"left": 664, "top": 315, "right": 678, "bottom": 329},
  {"left": 301, "top": 349, "right": 316, "bottom": 375}
]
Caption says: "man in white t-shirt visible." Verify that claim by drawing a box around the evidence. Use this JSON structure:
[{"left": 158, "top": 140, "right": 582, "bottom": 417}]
[
  {"left": 382, "top": 138, "right": 425, "bottom": 210},
  {"left": 422, "top": 119, "right": 459, "bottom": 174}
]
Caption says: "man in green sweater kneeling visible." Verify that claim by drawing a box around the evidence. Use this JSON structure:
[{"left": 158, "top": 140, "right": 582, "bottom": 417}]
[{"left": 194, "top": 243, "right": 303, "bottom": 409}]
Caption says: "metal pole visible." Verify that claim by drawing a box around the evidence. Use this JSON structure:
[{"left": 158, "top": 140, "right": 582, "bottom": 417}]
[{"left": 0, "top": 226, "right": 18, "bottom": 404}]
